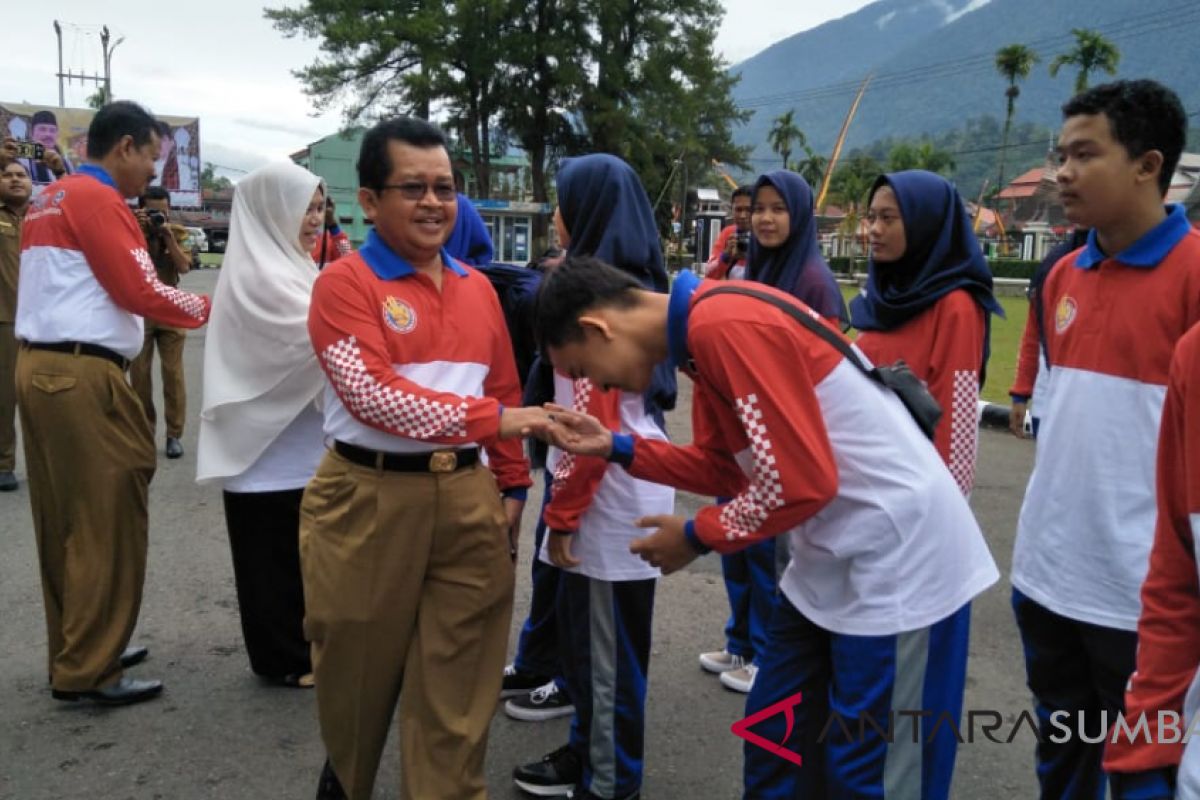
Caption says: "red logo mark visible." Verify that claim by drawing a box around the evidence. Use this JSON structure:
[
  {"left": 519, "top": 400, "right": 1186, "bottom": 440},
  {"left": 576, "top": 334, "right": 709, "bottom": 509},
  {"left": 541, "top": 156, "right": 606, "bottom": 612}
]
[{"left": 730, "top": 692, "right": 803, "bottom": 767}]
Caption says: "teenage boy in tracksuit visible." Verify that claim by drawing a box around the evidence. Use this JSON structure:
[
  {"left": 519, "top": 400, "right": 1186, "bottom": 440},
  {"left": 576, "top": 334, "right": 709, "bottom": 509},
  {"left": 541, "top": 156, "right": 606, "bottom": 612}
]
[
  {"left": 1008, "top": 79, "right": 1200, "bottom": 800},
  {"left": 532, "top": 255, "right": 998, "bottom": 798}
]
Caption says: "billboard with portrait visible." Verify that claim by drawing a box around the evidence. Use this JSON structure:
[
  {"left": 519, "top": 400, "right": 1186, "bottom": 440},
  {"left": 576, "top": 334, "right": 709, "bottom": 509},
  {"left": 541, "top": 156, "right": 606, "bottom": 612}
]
[{"left": 0, "top": 102, "right": 201, "bottom": 207}]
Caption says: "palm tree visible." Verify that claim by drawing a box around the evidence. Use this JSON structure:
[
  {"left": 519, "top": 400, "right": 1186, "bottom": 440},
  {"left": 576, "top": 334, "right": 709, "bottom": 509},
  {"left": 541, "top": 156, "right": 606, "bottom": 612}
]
[
  {"left": 995, "top": 43, "right": 1039, "bottom": 191},
  {"left": 887, "top": 141, "right": 955, "bottom": 175},
  {"left": 829, "top": 155, "right": 882, "bottom": 256},
  {"left": 768, "top": 110, "right": 805, "bottom": 171},
  {"left": 794, "top": 145, "right": 828, "bottom": 189},
  {"left": 1049, "top": 29, "right": 1120, "bottom": 96}
]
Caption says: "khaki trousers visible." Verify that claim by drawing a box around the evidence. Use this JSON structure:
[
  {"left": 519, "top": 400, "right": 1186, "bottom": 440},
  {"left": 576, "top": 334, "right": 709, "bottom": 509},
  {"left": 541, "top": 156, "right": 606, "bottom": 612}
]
[
  {"left": 129, "top": 321, "right": 187, "bottom": 438},
  {"left": 15, "top": 346, "right": 156, "bottom": 691},
  {"left": 300, "top": 451, "right": 516, "bottom": 800},
  {"left": 0, "top": 322, "right": 15, "bottom": 470}
]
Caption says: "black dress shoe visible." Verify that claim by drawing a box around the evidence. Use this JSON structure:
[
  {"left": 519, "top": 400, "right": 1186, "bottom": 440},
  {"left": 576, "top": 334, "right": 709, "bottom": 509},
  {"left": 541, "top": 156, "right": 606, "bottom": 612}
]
[
  {"left": 0, "top": 470, "right": 17, "bottom": 491},
  {"left": 119, "top": 645, "right": 149, "bottom": 668},
  {"left": 52, "top": 676, "right": 163, "bottom": 706},
  {"left": 316, "top": 758, "right": 347, "bottom": 800},
  {"left": 165, "top": 437, "right": 184, "bottom": 459}
]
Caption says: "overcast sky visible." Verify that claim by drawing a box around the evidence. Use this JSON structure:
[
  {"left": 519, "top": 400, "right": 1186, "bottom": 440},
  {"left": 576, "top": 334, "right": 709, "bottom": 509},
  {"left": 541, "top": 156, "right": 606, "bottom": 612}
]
[{"left": 0, "top": 1, "right": 875, "bottom": 178}]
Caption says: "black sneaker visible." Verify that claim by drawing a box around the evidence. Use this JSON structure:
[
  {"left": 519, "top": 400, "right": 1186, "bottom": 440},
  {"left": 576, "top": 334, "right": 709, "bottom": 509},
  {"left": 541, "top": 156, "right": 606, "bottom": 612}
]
[
  {"left": 502, "top": 663, "right": 553, "bottom": 699},
  {"left": 568, "top": 789, "right": 640, "bottom": 800},
  {"left": 505, "top": 680, "right": 575, "bottom": 721},
  {"left": 316, "top": 758, "right": 347, "bottom": 800},
  {"left": 513, "top": 744, "right": 581, "bottom": 797}
]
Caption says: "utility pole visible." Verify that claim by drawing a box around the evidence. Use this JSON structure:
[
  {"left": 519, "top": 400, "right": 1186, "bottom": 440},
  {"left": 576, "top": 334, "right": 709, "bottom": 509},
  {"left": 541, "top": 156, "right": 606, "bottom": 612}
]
[
  {"left": 54, "top": 21, "right": 64, "bottom": 106},
  {"left": 101, "top": 26, "right": 125, "bottom": 101},
  {"left": 677, "top": 157, "right": 688, "bottom": 261}
]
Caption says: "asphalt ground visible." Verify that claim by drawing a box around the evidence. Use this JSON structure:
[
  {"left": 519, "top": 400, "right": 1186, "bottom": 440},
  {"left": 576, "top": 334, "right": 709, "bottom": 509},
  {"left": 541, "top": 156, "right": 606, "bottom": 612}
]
[{"left": 0, "top": 268, "right": 1042, "bottom": 799}]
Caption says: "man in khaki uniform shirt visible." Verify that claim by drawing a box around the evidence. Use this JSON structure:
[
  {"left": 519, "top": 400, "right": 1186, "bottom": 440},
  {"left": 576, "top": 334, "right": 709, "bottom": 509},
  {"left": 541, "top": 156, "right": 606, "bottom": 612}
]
[
  {"left": 0, "top": 141, "right": 62, "bottom": 492},
  {"left": 129, "top": 185, "right": 191, "bottom": 459}
]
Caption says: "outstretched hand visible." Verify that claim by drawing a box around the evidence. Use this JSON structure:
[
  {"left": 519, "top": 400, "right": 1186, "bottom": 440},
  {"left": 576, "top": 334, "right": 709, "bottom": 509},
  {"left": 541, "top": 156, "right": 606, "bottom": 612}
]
[{"left": 541, "top": 404, "right": 614, "bottom": 457}]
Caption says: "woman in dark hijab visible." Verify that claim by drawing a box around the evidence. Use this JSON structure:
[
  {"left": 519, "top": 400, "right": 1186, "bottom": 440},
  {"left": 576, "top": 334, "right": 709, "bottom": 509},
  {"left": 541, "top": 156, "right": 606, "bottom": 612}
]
[
  {"left": 851, "top": 169, "right": 1003, "bottom": 495},
  {"left": 509, "top": 153, "right": 674, "bottom": 800},
  {"left": 747, "top": 170, "right": 847, "bottom": 323}
]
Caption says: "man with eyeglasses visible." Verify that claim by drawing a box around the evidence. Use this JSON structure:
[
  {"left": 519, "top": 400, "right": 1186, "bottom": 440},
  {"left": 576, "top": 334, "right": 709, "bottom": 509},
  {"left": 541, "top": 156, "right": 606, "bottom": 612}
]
[{"left": 302, "top": 115, "right": 545, "bottom": 800}]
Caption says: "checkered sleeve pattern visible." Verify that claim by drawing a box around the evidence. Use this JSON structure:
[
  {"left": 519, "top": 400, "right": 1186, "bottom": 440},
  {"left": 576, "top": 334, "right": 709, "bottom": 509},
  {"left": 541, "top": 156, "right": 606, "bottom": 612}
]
[
  {"left": 718, "top": 393, "right": 785, "bottom": 541},
  {"left": 949, "top": 369, "right": 979, "bottom": 495},
  {"left": 131, "top": 246, "right": 209, "bottom": 321},
  {"left": 320, "top": 335, "right": 470, "bottom": 439},
  {"left": 551, "top": 378, "right": 595, "bottom": 497}
]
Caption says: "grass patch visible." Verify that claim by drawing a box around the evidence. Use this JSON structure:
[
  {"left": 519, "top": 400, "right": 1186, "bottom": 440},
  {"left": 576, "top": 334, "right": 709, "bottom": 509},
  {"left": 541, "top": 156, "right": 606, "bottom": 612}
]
[
  {"left": 198, "top": 252, "right": 223, "bottom": 268},
  {"left": 840, "top": 286, "right": 1024, "bottom": 405}
]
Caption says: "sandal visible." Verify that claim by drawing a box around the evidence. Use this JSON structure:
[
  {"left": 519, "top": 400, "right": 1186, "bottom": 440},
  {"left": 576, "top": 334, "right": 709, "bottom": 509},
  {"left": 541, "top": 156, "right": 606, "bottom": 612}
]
[{"left": 280, "top": 672, "right": 315, "bottom": 689}]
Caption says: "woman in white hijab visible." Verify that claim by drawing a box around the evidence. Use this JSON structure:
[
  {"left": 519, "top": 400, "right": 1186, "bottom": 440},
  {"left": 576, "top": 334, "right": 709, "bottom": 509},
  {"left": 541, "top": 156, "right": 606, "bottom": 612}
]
[{"left": 197, "top": 161, "right": 328, "bottom": 688}]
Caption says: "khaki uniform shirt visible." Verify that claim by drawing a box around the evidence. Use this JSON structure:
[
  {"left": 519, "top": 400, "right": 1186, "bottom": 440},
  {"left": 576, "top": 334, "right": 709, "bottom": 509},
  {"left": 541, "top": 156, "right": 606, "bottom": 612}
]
[{"left": 0, "top": 203, "right": 24, "bottom": 323}]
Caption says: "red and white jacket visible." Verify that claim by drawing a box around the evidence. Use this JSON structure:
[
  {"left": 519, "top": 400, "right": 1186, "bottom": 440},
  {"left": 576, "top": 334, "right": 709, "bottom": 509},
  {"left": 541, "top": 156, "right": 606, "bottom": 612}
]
[
  {"left": 1012, "top": 207, "right": 1200, "bottom": 631},
  {"left": 541, "top": 374, "right": 673, "bottom": 581},
  {"left": 613, "top": 273, "right": 997, "bottom": 636},
  {"left": 306, "top": 240, "right": 530, "bottom": 492},
  {"left": 16, "top": 167, "right": 211, "bottom": 357},
  {"left": 856, "top": 289, "right": 985, "bottom": 495},
  {"left": 1103, "top": 322, "right": 1200, "bottom": 792},
  {"left": 310, "top": 227, "right": 352, "bottom": 264}
]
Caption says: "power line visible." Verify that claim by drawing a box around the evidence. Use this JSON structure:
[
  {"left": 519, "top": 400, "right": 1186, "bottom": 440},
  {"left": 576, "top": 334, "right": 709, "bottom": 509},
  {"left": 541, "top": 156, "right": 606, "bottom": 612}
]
[{"left": 735, "top": 2, "right": 1200, "bottom": 112}]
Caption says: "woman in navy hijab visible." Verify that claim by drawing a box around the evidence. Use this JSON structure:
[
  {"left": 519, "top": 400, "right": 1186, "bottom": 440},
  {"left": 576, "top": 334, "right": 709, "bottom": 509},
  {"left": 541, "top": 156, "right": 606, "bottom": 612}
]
[
  {"left": 695, "top": 170, "right": 847, "bottom": 699},
  {"left": 747, "top": 170, "right": 847, "bottom": 323},
  {"left": 509, "top": 153, "right": 675, "bottom": 800},
  {"left": 851, "top": 169, "right": 1003, "bottom": 495}
]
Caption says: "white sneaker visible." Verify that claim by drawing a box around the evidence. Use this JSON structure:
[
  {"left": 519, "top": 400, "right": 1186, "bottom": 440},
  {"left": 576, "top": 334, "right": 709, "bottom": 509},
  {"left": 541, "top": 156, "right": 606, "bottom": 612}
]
[
  {"left": 699, "top": 649, "right": 747, "bottom": 674},
  {"left": 719, "top": 663, "right": 758, "bottom": 693}
]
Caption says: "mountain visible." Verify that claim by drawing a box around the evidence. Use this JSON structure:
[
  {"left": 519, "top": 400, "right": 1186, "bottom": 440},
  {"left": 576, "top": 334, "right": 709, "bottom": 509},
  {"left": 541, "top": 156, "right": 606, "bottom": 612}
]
[{"left": 731, "top": 0, "right": 1200, "bottom": 172}]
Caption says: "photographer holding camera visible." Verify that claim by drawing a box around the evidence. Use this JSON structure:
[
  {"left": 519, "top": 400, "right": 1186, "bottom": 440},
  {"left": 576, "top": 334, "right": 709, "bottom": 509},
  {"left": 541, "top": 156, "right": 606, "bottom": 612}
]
[
  {"left": 130, "top": 186, "right": 192, "bottom": 459},
  {"left": 704, "top": 184, "right": 752, "bottom": 280}
]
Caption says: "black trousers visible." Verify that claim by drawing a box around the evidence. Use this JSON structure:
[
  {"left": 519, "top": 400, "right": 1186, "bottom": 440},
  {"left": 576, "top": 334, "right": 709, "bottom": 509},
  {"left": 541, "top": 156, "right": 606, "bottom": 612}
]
[{"left": 224, "top": 488, "right": 311, "bottom": 679}]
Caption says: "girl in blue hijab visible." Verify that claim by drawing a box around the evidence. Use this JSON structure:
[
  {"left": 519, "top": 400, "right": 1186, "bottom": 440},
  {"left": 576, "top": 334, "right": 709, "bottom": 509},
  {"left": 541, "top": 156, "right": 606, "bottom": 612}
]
[
  {"left": 444, "top": 193, "right": 494, "bottom": 267},
  {"left": 747, "top": 170, "right": 847, "bottom": 323},
  {"left": 509, "top": 153, "right": 675, "bottom": 800},
  {"left": 851, "top": 169, "right": 1003, "bottom": 494}
]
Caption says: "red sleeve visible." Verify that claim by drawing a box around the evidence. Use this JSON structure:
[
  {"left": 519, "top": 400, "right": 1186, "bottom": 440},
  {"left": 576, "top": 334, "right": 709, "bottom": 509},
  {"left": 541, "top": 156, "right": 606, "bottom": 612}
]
[
  {"left": 543, "top": 379, "right": 620, "bottom": 530},
  {"left": 630, "top": 319, "right": 838, "bottom": 553},
  {"left": 627, "top": 376, "right": 748, "bottom": 498},
  {"left": 1105, "top": 329, "right": 1200, "bottom": 775},
  {"left": 709, "top": 224, "right": 734, "bottom": 262},
  {"left": 1010, "top": 300, "right": 1040, "bottom": 400},
  {"left": 307, "top": 265, "right": 505, "bottom": 445},
  {"left": 705, "top": 258, "right": 730, "bottom": 280},
  {"left": 332, "top": 230, "right": 352, "bottom": 257},
  {"left": 479, "top": 281, "right": 532, "bottom": 492},
  {"left": 74, "top": 199, "right": 210, "bottom": 328},
  {"left": 926, "top": 292, "right": 984, "bottom": 494}
]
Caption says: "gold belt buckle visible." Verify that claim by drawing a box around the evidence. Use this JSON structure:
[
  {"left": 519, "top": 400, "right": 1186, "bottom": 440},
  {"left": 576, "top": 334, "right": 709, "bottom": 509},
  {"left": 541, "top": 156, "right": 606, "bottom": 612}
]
[{"left": 429, "top": 450, "right": 458, "bottom": 473}]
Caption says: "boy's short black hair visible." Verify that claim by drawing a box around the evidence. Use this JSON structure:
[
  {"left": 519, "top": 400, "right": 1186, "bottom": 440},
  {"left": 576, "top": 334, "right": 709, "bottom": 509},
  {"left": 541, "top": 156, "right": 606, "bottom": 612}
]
[
  {"left": 31, "top": 110, "right": 57, "bottom": 128},
  {"left": 357, "top": 117, "right": 448, "bottom": 192},
  {"left": 731, "top": 184, "right": 753, "bottom": 202},
  {"left": 535, "top": 256, "right": 643, "bottom": 350},
  {"left": 138, "top": 186, "right": 171, "bottom": 207},
  {"left": 87, "top": 101, "right": 160, "bottom": 160},
  {"left": 1062, "top": 80, "right": 1186, "bottom": 196}
]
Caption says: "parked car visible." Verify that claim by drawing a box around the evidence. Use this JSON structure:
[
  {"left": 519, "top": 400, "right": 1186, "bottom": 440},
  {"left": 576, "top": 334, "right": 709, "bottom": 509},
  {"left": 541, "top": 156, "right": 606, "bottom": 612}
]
[
  {"left": 184, "top": 226, "right": 208, "bottom": 253},
  {"left": 207, "top": 228, "right": 228, "bottom": 254}
]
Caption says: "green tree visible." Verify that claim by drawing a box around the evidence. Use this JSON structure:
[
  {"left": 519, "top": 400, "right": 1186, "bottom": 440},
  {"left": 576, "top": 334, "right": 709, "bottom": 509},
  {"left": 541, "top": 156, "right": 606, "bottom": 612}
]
[
  {"left": 828, "top": 154, "right": 881, "bottom": 244},
  {"left": 86, "top": 85, "right": 111, "bottom": 110},
  {"left": 201, "top": 162, "right": 234, "bottom": 193},
  {"left": 1049, "top": 29, "right": 1120, "bottom": 96},
  {"left": 888, "top": 141, "right": 955, "bottom": 174},
  {"left": 767, "top": 109, "right": 804, "bottom": 170},
  {"left": 794, "top": 145, "right": 827, "bottom": 189},
  {"left": 994, "top": 43, "right": 1039, "bottom": 191}
]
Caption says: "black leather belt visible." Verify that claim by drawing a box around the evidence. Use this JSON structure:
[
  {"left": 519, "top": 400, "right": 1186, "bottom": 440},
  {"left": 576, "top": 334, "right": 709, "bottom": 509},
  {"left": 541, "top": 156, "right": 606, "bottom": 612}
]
[
  {"left": 24, "top": 340, "right": 131, "bottom": 371},
  {"left": 334, "top": 440, "right": 479, "bottom": 473}
]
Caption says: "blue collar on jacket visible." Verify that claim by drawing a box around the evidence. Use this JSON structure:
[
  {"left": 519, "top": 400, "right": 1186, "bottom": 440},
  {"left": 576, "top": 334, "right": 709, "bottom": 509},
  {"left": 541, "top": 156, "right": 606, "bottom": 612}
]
[
  {"left": 1076, "top": 204, "right": 1191, "bottom": 269},
  {"left": 667, "top": 269, "right": 702, "bottom": 370},
  {"left": 358, "top": 228, "right": 468, "bottom": 281},
  {"left": 77, "top": 163, "right": 116, "bottom": 189}
]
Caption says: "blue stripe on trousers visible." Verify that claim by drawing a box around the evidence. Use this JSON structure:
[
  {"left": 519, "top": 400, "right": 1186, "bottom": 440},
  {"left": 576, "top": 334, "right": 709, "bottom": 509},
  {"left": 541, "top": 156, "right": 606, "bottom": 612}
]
[
  {"left": 1011, "top": 587, "right": 1136, "bottom": 800},
  {"left": 558, "top": 572, "right": 656, "bottom": 799},
  {"left": 742, "top": 597, "right": 971, "bottom": 799}
]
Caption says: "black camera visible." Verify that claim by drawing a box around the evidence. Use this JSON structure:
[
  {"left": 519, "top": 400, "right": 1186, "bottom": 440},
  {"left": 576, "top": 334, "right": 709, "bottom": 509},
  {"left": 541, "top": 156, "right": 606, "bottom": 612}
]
[
  {"left": 14, "top": 141, "right": 44, "bottom": 160},
  {"left": 735, "top": 231, "right": 750, "bottom": 255},
  {"left": 147, "top": 210, "right": 167, "bottom": 227}
]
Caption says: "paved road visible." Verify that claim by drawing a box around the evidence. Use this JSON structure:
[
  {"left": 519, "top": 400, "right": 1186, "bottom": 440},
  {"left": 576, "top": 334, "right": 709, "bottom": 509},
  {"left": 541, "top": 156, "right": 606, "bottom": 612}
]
[{"left": 0, "top": 268, "right": 1041, "bottom": 798}]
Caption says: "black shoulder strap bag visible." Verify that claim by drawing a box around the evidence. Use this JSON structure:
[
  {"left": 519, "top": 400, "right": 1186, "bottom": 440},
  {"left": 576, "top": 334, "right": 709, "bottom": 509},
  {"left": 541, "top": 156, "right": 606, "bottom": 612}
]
[{"left": 692, "top": 285, "right": 943, "bottom": 441}]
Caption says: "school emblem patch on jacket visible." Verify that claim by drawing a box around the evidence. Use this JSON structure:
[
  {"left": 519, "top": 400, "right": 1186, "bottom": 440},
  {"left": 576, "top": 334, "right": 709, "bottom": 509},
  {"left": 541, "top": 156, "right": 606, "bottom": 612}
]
[
  {"left": 1055, "top": 295, "right": 1077, "bottom": 334},
  {"left": 383, "top": 296, "right": 417, "bottom": 334}
]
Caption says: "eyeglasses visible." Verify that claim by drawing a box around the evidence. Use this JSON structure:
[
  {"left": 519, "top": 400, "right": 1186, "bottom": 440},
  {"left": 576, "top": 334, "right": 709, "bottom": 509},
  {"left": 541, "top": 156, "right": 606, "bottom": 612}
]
[
  {"left": 864, "top": 212, "right": 901, "bottom": 225},
  {"left": 378, "top": 182, "right": 457, "bottom": 202}
]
